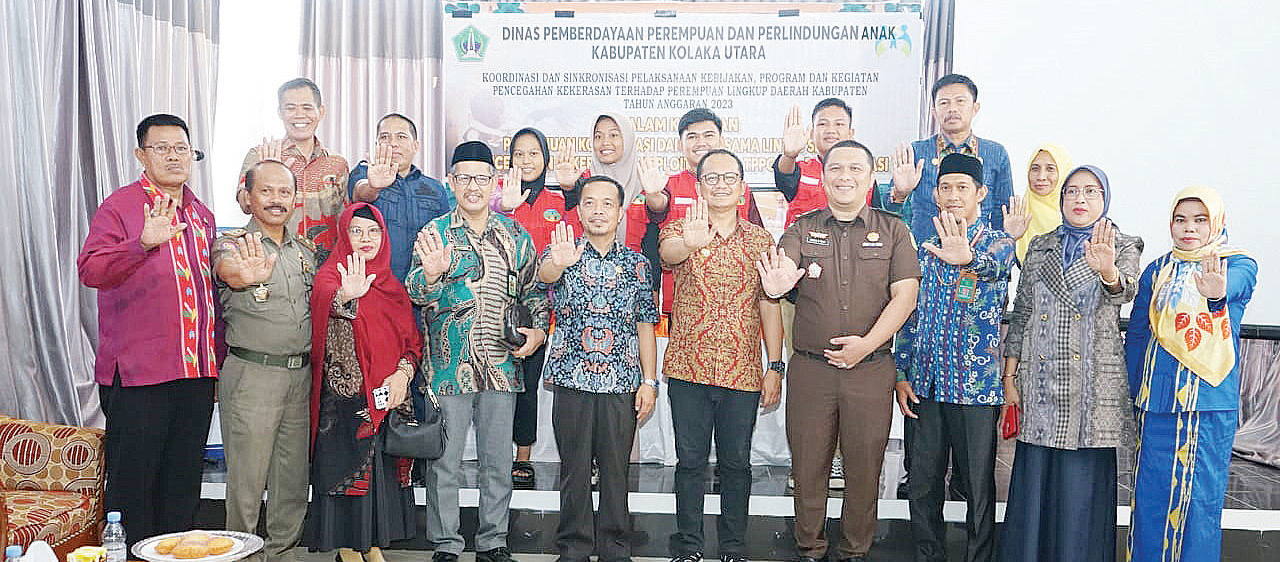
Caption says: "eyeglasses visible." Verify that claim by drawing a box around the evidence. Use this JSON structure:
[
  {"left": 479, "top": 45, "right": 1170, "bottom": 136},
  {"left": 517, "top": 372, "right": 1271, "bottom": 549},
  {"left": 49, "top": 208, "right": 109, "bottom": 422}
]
[
  {"left": 1063, "top": 186, "right": 1105, "bottom": 200},
  {"left": 141, "top": 144, "right": 194, "bottom": 156},
  {"left": 452, "top": 174, "right": 493, "bottom": 186},
  {"left": 699, "top": 172, "right": 741, "bottom": 186},
  {"left": 347, "top": 226, "right": 383, "bottom": 239}
]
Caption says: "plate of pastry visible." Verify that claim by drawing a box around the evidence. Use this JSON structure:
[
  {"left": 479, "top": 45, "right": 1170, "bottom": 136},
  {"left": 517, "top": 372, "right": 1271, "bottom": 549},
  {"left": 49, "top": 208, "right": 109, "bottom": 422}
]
[{"left": 133, "top": 530, "right": 264, "bottom": 562}]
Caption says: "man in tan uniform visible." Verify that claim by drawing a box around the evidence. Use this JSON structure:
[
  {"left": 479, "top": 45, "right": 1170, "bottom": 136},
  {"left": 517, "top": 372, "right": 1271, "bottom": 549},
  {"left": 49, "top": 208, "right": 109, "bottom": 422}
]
[{"left": 215, "top": 160, "right": 316, "bottom": 562}]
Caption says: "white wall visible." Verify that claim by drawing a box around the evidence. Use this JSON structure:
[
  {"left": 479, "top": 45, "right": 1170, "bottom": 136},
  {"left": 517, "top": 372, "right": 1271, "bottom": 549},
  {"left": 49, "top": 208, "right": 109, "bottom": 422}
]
[
  {"left": 208, "top": 0, "right": 303, "bottom": 227},
  {"left": 953, "top": 0, "right": 1277, "bottom": 324}
]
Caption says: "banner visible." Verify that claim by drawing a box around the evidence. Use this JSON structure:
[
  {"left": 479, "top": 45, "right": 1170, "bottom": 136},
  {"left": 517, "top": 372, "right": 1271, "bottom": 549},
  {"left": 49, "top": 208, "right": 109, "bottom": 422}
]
[{"left": 443, "top": 3, "right": 923, "bottom": 233}]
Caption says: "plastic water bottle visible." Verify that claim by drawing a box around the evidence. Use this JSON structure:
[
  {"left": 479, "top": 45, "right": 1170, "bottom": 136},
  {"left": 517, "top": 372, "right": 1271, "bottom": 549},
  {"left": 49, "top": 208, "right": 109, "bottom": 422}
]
[
  {"left": 5, "top": 545, "right": 22, "bottom": 562},
  {"left": 102, "top": 511, "right": 126, "bottom": 562}
]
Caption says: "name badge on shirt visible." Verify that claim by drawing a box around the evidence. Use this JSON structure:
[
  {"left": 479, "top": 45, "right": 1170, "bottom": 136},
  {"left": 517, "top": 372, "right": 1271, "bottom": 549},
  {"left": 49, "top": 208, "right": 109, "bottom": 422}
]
[
  {"left": 954, "top": 270, "right": 978, "bottom": 304},
  {"left": 861, "top": 242, "right": 884, "bottom": 248},
  {"left": 507, "top": 272, "right": 519, "bottom": 298},
  {"left": 804, "top": 230, "right": 830, "bottom": 246}
]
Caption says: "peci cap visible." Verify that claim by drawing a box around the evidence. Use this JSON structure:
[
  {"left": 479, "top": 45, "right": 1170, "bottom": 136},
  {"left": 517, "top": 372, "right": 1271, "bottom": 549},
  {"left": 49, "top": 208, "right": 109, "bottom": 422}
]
[
  {"left": 938, "top": 153, "right": 983, "bottom": 184},
  {"left": 450, "top": 141, "right": 494, "bottom": 168}
]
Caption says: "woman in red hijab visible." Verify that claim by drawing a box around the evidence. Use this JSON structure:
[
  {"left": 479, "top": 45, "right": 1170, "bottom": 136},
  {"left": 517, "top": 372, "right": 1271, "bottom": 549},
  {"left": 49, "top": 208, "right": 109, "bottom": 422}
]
[{"left": 307, "top": 202, "right": 423, "bottom": 562}]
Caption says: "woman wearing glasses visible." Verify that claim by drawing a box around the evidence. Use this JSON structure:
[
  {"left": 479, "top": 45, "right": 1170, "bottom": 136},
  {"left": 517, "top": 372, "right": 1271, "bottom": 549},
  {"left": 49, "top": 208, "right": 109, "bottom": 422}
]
[{"left": 999, "top": 166, "right": 1143, "bottom": 562}]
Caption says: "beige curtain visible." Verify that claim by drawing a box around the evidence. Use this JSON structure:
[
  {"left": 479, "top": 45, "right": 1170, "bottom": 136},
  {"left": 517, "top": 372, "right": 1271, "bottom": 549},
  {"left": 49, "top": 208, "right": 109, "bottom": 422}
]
[
  {"left": 0, "top": 0, "right": 219, "bottom": 426},
  {"left": 301, "top": 0, "right": 445, "bottom": 178}
]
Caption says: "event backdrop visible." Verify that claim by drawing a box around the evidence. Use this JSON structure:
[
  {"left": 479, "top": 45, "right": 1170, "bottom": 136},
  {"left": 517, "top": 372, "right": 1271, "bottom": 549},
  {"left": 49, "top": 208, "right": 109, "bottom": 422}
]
[{"left": 443, "top": 2, "right": 923, "bottom": 234}]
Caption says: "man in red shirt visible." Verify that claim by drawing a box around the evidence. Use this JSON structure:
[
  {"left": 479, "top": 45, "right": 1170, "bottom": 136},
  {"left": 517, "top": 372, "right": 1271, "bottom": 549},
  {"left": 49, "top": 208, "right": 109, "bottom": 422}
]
[
  {"left": 627, "top": 108, "right": 763, "bottom": 321},
  {"left": 773, "top": 98, "right": 879, "bottom": 227}
]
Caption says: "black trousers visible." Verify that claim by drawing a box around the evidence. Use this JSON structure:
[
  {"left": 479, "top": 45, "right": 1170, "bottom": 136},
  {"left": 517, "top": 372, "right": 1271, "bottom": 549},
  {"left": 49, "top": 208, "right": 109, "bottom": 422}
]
[
  {"left": 512, "top": 344, "right": 546, "bottom": 447},
  {"left": 906, "top": 399, "right": 999, "bottom": 562},
  {"left": 552, "top": 386, "right": 636, "bottom": 562},
  {"left": 99, "top": 375, "right": 216, "bottom": 549},
  {"left": 667, "top": 378, "right": 760, "bottom": 558}
]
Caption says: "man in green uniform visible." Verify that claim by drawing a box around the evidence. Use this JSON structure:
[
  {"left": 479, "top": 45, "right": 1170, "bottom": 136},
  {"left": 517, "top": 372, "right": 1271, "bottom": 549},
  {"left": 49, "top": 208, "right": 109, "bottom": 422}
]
[{"left": 214, "top": 160, "right": 316, "bottom": 562}]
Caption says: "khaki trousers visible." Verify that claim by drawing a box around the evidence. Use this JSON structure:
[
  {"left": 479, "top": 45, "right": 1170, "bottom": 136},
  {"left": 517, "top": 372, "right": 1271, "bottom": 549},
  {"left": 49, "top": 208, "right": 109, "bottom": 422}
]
[{"left": 219, "top": 355, "right": 312, "bottom": 562}]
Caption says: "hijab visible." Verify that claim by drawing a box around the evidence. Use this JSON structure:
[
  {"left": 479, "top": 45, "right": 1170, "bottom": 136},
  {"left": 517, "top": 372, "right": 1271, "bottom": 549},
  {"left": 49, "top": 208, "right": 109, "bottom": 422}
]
[
  {"left": 589, "top": 112, "right": 642, "bottom": 242},
  {"left": 309, "top": 202, "right": 423, "bottom": 444},
  {"left": 1016, "top": 143, "right": 1073, "bottom": 262},
  {"left": 589, "top": 112, "right": 642, "bottom": 203},
  {"left": 1055, "top": 165, "right": 1110, "bottom": 269},
  {"left": 510, "top": 127, "right": 569, "bottom": 208},
  {"left": 1149, "top": 186, "right": 1251, "bottom": 386}
]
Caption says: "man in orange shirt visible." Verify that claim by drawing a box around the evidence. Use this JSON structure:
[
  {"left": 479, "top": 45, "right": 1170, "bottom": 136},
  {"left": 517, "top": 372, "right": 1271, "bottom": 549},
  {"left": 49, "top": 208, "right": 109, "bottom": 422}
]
[
  {"left": 237, "top": 78, "right": 349, "bottom": 255},
  {"left": 659, "top": 149, "right": 782, "bottom": 562},
  {"left": 773, "top": 98, "right": 879, "bottom": 227}
]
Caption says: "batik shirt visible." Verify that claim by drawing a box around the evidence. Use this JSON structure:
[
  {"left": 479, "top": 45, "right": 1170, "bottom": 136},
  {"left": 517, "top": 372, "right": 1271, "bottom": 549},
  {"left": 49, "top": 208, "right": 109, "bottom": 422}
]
[
  {"left": 239, "top": 139, "right": 349, "bottom": 252},
  {"left": 405, "top": 210, "right": 548, "bottom": 396},
  {"left": 542, "top": 240, "right": 659, "bottom": 394},
  {"left": 895, "top": 221, "right": 1015, "bottom": 405}
]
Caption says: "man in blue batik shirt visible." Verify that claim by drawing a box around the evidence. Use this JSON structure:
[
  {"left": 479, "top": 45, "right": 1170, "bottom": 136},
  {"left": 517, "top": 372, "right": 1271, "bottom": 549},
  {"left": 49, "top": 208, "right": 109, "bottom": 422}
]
[
  {"left": 350, "top": 113, "right": 453, "bottom": 281},
  {"left": 880, "top": 74, "right": 1013, "bottom": 245},
  {"left": 538, "top": 175, "right": 659, "bottom": 562},
  {"left": 894, "top": 153, "right": 1015, "bottom": 562}
]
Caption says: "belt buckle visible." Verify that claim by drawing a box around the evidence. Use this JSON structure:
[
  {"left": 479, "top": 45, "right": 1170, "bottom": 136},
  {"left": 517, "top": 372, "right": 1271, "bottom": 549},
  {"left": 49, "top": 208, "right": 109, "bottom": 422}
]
[{"left": 287, "top": 355, "right": 303, "bottom": 369}]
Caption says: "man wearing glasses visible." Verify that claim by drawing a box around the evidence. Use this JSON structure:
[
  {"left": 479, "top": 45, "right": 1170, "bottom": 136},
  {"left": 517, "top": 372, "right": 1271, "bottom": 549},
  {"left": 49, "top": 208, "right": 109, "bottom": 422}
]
[
  {"left": 658, "top": 149, "right": 784, "bottom": 562},
  {"left": 349, "top": 113, "right": 452, "bottom": 282},
  {"left": 406, "top": 142, "right": 548, "bottom": 562},
  {"left": 78, "top": 114, "right": 220, "bottom": 550}
]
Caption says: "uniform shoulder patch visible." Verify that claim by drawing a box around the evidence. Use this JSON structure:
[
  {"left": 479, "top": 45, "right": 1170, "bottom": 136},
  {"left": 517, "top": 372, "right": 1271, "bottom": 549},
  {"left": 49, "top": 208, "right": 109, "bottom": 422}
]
[
  {"left": 218, "top": 228, "right": 248, "bottom": 241},
  {"left": 295, "top": 236, "right": 317, "bottom": 252}
]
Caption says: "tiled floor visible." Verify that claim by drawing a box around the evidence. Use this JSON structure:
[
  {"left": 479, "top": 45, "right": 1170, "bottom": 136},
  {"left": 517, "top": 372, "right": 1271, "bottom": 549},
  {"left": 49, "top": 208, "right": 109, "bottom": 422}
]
[{"left": 200, "top": 438, "right": 1280, "bottom": 560}]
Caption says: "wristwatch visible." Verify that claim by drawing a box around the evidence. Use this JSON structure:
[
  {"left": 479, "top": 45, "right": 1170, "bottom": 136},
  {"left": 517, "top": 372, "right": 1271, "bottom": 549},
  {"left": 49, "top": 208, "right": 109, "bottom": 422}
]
[
  {"left": 641, "top": 378, "right": 659, "bottom": 389},
  {"left": 768, "top": 360, "right": 786, "bottom": 375}
]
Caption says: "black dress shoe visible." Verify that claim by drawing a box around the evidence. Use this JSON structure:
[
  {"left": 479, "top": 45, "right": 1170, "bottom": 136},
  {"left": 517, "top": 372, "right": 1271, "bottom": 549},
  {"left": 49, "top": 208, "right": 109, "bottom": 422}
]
[
  {"left": 836, "top": 557, "right": 868, "bottom": 562},
  {"left": 432, "top": 552, "right": 459, "bottom": 562},
  {"left": 796, "top": 556, "right": 824, "bottom": 562}
]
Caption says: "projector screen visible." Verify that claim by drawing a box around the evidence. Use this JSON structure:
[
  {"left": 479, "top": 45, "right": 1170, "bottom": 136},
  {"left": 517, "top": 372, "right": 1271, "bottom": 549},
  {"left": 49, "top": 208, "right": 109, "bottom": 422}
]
[{"left": 952, "top": 0, "right": 1275, "bottom": 326}]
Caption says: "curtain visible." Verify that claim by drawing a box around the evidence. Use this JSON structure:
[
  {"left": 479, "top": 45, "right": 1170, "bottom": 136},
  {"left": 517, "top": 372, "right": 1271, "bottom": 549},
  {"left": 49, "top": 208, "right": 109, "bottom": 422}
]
[
  {"left": 1234, "top": 339, "right": 1280, "bottom": 468},
  {"left": 919, "top": 0, "right": 955, "bottom": 136},
  {"left": 301, "top": 0, "right": 445, "bottom": 178},
  {"left": 0, "top": 0, "right": 219, "bottom": 426}
]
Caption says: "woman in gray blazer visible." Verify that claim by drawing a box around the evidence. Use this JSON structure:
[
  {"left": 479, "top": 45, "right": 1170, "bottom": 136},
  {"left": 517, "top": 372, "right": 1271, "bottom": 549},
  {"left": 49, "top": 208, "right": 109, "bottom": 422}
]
[{"left": 999, "top": 165, "right": 1143, "bottom": 562}]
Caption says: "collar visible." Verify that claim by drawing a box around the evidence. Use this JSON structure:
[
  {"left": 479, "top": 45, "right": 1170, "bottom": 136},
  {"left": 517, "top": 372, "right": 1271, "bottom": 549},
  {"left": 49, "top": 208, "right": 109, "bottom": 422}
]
[
  {"left": 243, "top": 218, "right": 294, "bottom": 247},
  {"left": 580, "top": 236, "right": 619, "bottom": 258},
  {"left": 398, "top": 164, "right": 422, "bottom": 181},
  {"left": 139, "top": 173, "right": 190, "bottom": 205},
  {"left": 824, "top": 204, "right": 872, "bottom": 227},
  {"left": 446, "top": 207, "right": 499, "bottom": 234},
  {"left": 284, "top": 138, "right": 329, "bottom": 161},
  {"left": 935, "top": 132, "right": 980, "bottom": 152}
]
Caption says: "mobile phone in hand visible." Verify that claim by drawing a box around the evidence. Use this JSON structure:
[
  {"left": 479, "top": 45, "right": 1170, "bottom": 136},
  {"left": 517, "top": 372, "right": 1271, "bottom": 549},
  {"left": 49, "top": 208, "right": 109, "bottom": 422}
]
[{"left": 372, "top": 386, "right": 390, "bottom": 410}]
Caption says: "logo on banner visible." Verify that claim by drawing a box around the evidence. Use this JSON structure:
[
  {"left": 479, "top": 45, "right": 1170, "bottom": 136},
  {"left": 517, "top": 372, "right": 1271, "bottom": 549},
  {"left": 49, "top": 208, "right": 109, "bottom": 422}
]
[
  {"left": 875, "top": 24, "right": 912, "bottom": 57},
  {"left": 453, "top": 25, "right": 489, "bottom": 62}
]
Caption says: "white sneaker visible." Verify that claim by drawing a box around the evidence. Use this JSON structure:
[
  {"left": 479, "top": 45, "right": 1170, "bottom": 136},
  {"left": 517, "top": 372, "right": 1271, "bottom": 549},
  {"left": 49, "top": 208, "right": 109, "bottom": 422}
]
[{"left": 829, "top": 453, "right": 845, "bottom": 490}]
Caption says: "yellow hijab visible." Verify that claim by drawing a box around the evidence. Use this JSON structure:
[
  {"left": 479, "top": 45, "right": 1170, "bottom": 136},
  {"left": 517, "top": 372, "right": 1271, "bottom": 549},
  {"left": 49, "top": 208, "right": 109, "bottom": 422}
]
[
  {"left": 1150, "top": 186, "right": 1250, "bottom": 386},
  {"left": 1016, "top": 143, "right": 1073, "bottom": 262}
]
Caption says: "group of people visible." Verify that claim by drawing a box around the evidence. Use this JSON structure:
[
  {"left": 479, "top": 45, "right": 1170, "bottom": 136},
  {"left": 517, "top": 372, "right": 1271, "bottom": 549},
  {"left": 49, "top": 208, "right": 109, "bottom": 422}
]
[{"left": 76, "top": 73, "right": 1256, "bottom": 562}]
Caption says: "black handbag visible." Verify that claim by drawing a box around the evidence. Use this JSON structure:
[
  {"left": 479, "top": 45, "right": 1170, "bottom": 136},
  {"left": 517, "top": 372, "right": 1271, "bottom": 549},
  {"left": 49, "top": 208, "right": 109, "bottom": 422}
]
[
  {"left": 382, "top": 387, "right": 446, "bottom": 460},
  {"left": 503, "top": 302, "right": 533, "bottom": 349}
]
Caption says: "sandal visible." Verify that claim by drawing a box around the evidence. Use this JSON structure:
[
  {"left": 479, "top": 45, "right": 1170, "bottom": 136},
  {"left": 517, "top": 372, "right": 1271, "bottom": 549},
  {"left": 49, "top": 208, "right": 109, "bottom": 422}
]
[{"left": 512, "top": 460, "right": 536, "bottom": 488}]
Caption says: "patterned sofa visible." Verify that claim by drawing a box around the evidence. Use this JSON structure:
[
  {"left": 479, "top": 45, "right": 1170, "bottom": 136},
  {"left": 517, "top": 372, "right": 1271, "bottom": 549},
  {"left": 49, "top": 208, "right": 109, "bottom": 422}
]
[{"left": 0, "top": 415, "right": 105, "bottom": 559}]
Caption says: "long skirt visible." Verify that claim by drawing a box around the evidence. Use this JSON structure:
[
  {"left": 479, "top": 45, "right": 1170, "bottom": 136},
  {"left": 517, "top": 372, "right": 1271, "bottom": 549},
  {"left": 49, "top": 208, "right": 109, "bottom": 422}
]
[
  {"left": 999, "top": 441, "right": 1117, "bottom": 562},
  {"left": 307, "top": 437, "right": 416, "bottom": 552},
  {"left": 1128, "top": 409, "right": 1236, "bottom": 562}
]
